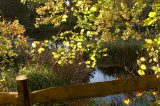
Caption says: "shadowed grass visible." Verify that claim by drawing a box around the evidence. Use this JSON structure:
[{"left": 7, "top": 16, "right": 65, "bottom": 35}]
[{"left": 97, "top": 38, "right": 146, "bottom": 67}]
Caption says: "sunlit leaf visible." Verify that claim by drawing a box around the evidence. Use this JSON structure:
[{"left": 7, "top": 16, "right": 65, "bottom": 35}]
[
  {"left": 152, "top": 66, "right": 157, "bottom": 71},
  {"left": 102, "top": 48, "right": 108, "bottom": 52},
  {"left": 140, "top": 57, "right": 146, "bottom": 62},
  {"left": 138, "top": 69, "right": 145, "bottom": 76},
  {"left": 137, "top": 60, "right": 141, "bottom": 66},
  {"left": 44, "top": 40, "right": 48, "bottom": 43},
  {"left": 80, "top": 29, "right": 84, "bottom": 34},
  {"left": 149, "top": 59, "right": 152, "bottom": 63},
  {"left": 98, "top": 50, "right": 102, "bottom": 52},
  {"left": 145, "top": 39, "right": 152, "bottom": 44},
  {"left": 90, "top": 56, "right": 95, "bottom": 61},
  {"left": 89, "top": 7, "right": 97, "bottom": 12},
  {"left": 103, "top": 54, "right": 108, "bottom": 56},
  {"left": 32, "top": 43, "right": 36, "bottom": 48},
  {"left": 86, "top": 65, "right": 90, "bottom": 68},
  {"left": 136, "top": 92, "right": 142, "bottom": 96},
  {"left": 124, "top": 98, "right": 130, "bottom": 105},
  {"left": 153, "top": 91, "right": 157, "bottom": 95},
  {"left": 91, "top": 62, "right": 96, "bottom": 67},
  {"left": 38, "top": 48, "right": 44, "bottom": 54},
  {"left": 34, "top": 41, "right": 40, "bottom": 44},
  {"left": 153, "top": 57, "right": 158, "bottom": 62},
  {"left": 148, "top": 12, "right": 156, "bottom": 18},
  {"left": 62, "top": 15, "right": 68, "bottom": 19},
  {"left": 58, "top": 61, "right": 62, "bottom": 65},
  {"left": 69, "top": 60, "right": 73, "bottom": 64},
  {"left": 144, "top": 18, "right": 155, "bottom": 26},
  {"left": 85, "top": 61, "right": 91, "bottom": 64},
  {"left": 76, "top": 1, "right": 83, "bottom": 6},
  {"left": 52, "top": 52, "right": 56, "bottom": 55},
  {"left": 62, "top": 15, "right": 68, "bottom": 22},
  {"left": 54, "top": 54, "right": 59, "bottom": 59},
  {"left": 95, "top": 38, "right": 99, "bottom": 41},
  {"left": 140, "top": 64, "right": 146, "bottom": 70},
  {"left": 61, "top": 52, "right": 64, "bottom": 54}
]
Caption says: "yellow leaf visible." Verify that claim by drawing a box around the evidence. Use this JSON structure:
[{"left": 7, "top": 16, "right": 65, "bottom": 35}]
[
  {"left": 140, "top": 57, "right": 146, "bottom": 62},
  {"left": 149, "top": 52, "right": 153, "bottom": 56},
  {"left": 103, "top": 54, "right": 108, "bottom": 56},
  {"left": 52, "top": 52, "right": 56, "bottom": 55},
  {"left": 98, "top": 50, "right": 102, "bottom": 53},
  {"left": 54, "top": 54, "right": 59, "bottom": 59},
  {"left": 44, "top": 40, "right": 48, "bottom": 43},
  {"left": 38, "top": 48, "right": 44, "bottom": 54},
  {"left": 140, "top": 64, "right": 146, "bottom": 70},
  {"left": 153, "top": 91, "right": 157, "bottom": 95},
  {"left": 85, "top": 61, "right": 91, "bottom": 64},
  {"left": 147, "top": 46, "right": 152, "bottom": 51},
  {"left": 145, "top": 39, "right": 152, "bottom": 44},
  {"left": 95, "top": 38, "right": 99, "bottom": 41},
  {"left": 32, "top": 43, "right": 36, "bottom": 48},
  {"left": 124, "top": 98, "right": 130, "bottom": 105},
  {"left": 152, "top": 66, "right": 157, "bottom": 71},
  {"left": 80, "top": 29, "right": 84, "bottom": 34},
  {"left": 149, "top": 59, "right": 152, "bottom": 63},
  {"left": 138, "top": 70, "right": 145, "bottom": 76},
  {"left": 86, "top": 65, "right": 90, "bottom": 68},
  {"left": 136, "top": 92, "right": 143, "bottom": 96},
  {"left": 137, "top": 60, "right": 141, "bottom": 66},
  {"left": 153, "top": 57, "right": 158, "bottom": 62},
  {"left": 102, "top": 48, "right": 108, "bottom": 52},
  {"left": 158, "top": 100, "right": 160, "bottom": 104},
  {"left": 69, "top": 60, "right": 73, "bottom": 64}
]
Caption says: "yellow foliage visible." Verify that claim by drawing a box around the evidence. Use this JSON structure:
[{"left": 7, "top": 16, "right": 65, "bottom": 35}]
[
  {"left": 124, "top": 98, "right": 130, "bottom": 105},
  {"left": 145, "top": 39, "right": 152, "bottom": 44}
]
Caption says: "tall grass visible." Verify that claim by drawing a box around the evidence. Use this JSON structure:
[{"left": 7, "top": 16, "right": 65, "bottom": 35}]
[
  {"left": 1, "top": 41, "right": 92, "bottom": 92},
  {"left": 97, "top": 38, "right": 146, "bottom": 67}
]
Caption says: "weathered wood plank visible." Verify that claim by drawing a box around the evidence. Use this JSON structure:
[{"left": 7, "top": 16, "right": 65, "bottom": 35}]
[
  {"left": 31, "top": 74, "right": 159, "bottom": 103},
  {"left": 0, "top": 92, "right": 17, "bottom": 105},
  {"left": 16, "top": 75, "right": 32, "bottom": 106}
]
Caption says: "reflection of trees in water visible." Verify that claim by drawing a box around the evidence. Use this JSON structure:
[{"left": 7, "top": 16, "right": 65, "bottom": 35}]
[
  {"left": 98, "top": 66, "right": 132, "bottom": 80},
  {"left": 96, "top": 66, "right": 154, "bottom": 105}
]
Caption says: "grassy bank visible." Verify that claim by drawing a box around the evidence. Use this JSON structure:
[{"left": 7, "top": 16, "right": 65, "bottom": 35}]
[{"left": 97, "top": 38, "right": 146, "bottom": 67}]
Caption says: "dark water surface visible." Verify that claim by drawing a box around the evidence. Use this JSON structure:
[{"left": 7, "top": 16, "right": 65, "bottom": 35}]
[{"left": 89, "top": 66, "right": 156, "bottom": 105}]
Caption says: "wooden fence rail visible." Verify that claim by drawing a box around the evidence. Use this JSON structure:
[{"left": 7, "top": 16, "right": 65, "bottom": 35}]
[{"left": 0, "top": 74, "right": 160, "bottom": 106}]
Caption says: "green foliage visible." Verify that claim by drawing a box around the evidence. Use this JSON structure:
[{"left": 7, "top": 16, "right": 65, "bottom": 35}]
[
  {"left": 18, "top": 66, "right": 65, "bottom": 91},
  {"left": 20, "top": 0, "right": 160, "bottom": 76},
  {"left": 0, "top": 20, "right": 28, "bottom": 86},
  {"left": 144, "top": 0, "right": 160, "bottom": 26}
]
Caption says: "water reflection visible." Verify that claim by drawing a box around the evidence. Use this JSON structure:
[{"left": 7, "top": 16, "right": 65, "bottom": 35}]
[
  {"left": 90, "top": 66, "right": 131, "bottom": 82},
  {"left": 89, "top": 66, "right": 157, "bottom": 105}
]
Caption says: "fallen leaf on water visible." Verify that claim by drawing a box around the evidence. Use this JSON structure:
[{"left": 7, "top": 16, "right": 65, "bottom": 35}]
[
  {"left": 136, "top": 92, "right": 142, "bottom": 96},
  {"left": 124, "top": 98, "right": 130, "bottom": 105},
  {"left": 153, "top": 91, "right": 157, "bottom": 95}
]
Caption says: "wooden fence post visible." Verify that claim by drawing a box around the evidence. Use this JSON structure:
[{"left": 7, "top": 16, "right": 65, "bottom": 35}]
[{"left": 16, "top": 75, "right": 32, "bottom": 106}]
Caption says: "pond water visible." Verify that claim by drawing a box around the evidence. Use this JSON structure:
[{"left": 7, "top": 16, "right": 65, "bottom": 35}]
[
  {"left": 89, "top": 66, "right": 156, "bottom": 105},
  {"left": 27, "top": 38, "right": 157, "bottom": 105}
]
